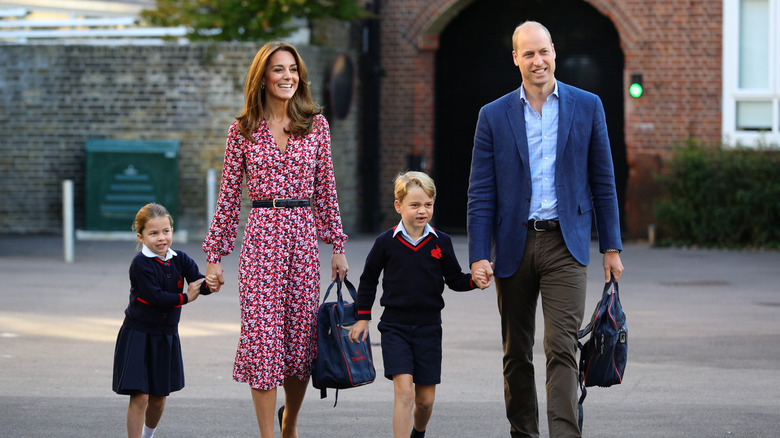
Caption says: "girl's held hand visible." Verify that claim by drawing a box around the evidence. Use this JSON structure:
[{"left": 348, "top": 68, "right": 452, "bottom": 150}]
[
  {"left": 349, "top": 320, "right": 369, "bottom": 343},
  {"left": 206, "top": 262, "right": 225, "bottom": 292},
  {"left": 205, "top": 274, "right": 221, "bottom": 292},
  {"left": 187, "top": 278, "right": 204, "bottom": 303}
]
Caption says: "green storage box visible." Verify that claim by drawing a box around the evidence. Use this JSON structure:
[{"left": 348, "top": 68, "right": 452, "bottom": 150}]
[{"left": 85, "top": 139, "right": 179, "bottom": 231}]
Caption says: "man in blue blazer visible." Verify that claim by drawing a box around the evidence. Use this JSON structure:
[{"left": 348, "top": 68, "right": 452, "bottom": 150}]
[{"left": 468, "top": 21, "right": 624, "bottom": 437}]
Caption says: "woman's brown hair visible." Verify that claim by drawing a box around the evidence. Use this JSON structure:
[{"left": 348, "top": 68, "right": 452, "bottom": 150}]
[{"left": 236, "top": 41, "right": 321, "bottom": 141}]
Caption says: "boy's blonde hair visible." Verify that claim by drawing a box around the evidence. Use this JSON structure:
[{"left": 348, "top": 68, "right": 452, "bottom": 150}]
[{"left": 394, "top": 171, "right": 436, "bottom": 202}]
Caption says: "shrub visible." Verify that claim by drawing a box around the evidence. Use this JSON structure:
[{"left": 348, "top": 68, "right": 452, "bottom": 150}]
[{"left": 653, "top": 139, "right": 780, "bottom": 249}]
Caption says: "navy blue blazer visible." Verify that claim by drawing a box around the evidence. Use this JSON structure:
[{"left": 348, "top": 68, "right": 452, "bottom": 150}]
[{"left": 467, "top": 81, "right": 622, "bottom": 278}]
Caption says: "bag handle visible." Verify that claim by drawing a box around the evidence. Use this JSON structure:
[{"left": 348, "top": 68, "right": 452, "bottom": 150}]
[
  {"left": 321, "top": 276, "right": 357, "bottom": 304},
  {"left": 321, "top": 276, "right": 357, "bottom": 325},
  {"left": 578, "top": 275, "right": 618, "bottom": 339}
]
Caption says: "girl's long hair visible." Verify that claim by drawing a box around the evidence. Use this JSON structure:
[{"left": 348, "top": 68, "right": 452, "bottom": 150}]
[{"left": 236, "top": 41, "right": 321, "bottom": 141}]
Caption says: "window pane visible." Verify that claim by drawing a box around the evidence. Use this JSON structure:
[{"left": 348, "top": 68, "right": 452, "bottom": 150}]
[
  {"left": 736, "top": 101, "right": 772, "bottom": 131},
  {"left": 739, "top": 0, "right": 769, "bottom": 89}
]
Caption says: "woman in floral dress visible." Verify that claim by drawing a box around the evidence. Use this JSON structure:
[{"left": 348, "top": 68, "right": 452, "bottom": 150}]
[{"left": 203, "top": 41, "right": 349, "bottom": 438}]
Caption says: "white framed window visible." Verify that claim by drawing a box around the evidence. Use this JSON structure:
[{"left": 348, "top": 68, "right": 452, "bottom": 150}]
[{"left": 722, "top": 0, "right": 780, "bottom": 146}]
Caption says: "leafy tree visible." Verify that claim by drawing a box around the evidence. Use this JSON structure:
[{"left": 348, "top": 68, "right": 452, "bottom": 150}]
[{"left": 140, "top": 0, "right": 365, "bottom": 41}]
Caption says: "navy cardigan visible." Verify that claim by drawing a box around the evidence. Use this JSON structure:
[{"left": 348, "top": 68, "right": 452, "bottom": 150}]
[{"left": 122, "top": 250, "right": 209, "bottom": 335}]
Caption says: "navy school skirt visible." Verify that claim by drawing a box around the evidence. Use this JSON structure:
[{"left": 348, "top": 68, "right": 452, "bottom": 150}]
[{"left": 112, "top": 325, "right": 185, "bottom": 397}]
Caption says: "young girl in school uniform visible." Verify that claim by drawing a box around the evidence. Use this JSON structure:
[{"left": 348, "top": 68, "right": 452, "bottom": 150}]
[{"left": 112, "top": 203, "right": 216, "bottom": 438}]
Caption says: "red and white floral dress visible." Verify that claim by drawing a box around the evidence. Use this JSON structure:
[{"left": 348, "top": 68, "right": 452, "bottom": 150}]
[{"left": 203, "top": 115, "right": 347, "bottom": 390}]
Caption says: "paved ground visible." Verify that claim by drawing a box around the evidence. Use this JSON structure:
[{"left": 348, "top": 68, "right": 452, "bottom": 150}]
[{"left": 1, "top": 233, "right": 779, "bottom": 437}]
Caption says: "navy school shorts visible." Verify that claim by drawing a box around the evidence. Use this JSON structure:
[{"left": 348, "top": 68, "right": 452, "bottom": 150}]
[{"left": 377, "top": 320, "right": 442, "bottom": 385}]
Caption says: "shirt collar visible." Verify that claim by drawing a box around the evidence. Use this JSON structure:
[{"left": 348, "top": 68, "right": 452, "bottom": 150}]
[
  {"left": 393, "top": 220, "right": 437, "bottom": 244},
  {"left": 520, "top": 81, "right": 559, "bottom": 104},
  {"left": 141, "top": 244, "right": 177, "bottom": 261}
]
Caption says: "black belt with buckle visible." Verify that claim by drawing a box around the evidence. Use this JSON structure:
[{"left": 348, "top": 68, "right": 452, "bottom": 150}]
[
  {"left": 252, "top": 199, "right": 311, "bottom": 209},
  {"left": 528, "top": 219, "right": 560, "bottom": 231}
]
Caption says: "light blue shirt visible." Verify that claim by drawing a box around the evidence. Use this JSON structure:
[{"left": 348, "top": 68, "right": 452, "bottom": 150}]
[
  {"left": 393, "top": 220, "right": 438, "bottom": 245},
  {"left": 521, "top": 83, "right": 559, "bottom": 221}
]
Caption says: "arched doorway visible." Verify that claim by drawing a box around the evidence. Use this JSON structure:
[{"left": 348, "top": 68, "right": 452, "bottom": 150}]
[{"left": 433, "top": 0, "right": 626, "bottom": 233}]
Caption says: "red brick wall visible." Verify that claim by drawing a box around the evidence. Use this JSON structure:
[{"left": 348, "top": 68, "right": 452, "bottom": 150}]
[
  {"left": 377, "top": 0, "right": 723, "bottom": 238},
  {"left": 616, "top": 0, "right": 723, "bottom": 236}
]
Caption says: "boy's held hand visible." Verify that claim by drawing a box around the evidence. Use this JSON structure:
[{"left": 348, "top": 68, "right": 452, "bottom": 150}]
[
  {"left": 471, "top": 261, "right": 494, "bottom": 289},
  {"left": 473, "top": 271, "right": 487, "bottom": 289},
  {"left": 349, "top": 320, "right": 369, "bottom": 344}
]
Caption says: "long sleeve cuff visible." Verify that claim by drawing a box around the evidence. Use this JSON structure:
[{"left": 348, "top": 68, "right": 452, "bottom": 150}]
[
  {"left": 332, "top": 240, "right": 346, "bottom": 254},
  {"left": 200, "top": 281, "right": 212, "bottom": 296}
]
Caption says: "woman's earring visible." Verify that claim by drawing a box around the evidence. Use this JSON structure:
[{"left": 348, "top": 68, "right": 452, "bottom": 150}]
[{"left": 261, "top": 83, "right": 265, "bottom": 90}]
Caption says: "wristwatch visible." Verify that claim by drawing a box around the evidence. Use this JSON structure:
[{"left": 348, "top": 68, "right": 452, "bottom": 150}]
[{"left": 604, "top": 248, "right": 620, "bottom": 253}]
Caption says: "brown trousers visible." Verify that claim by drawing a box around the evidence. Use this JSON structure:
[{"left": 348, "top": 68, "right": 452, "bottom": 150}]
[{"left": 496, "top": 228, "right": 587, "bottom": 438}]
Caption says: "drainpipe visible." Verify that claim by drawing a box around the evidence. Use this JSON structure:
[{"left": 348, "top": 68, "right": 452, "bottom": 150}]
[{"left": 360, "top": 0, "right": 384, "bottom": 233}]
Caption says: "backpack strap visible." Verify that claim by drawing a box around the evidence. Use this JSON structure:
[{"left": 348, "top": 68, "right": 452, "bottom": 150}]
[
  {"left": 318, "top": 387, "right": 341, "bottom": 407},
  {"left": 578, "top": 277, "right": 616, "bottom": 340},
  {"left": 578, "top": 381, "right": 587, "bottom": 431}
]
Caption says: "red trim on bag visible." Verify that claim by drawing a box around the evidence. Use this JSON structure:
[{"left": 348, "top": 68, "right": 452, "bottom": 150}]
[
  {"left": 607, "top": 293, "right": 618, "bottom": 330},
  {"left": 612, "top": 357, "right": 623, "bottom": 383},
  {"left": 584, "top": 348, "right": 596, "bottom": 385}
]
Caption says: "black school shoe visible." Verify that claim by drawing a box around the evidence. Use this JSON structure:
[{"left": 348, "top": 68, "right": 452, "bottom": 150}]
[{"left": 411, "top": 428, "right": 426, "bottom": 438}]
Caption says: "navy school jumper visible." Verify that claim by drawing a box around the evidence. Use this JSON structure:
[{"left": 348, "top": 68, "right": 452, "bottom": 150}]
[{"left": 356, "top": 227, "right": 476, "bottom": 326}]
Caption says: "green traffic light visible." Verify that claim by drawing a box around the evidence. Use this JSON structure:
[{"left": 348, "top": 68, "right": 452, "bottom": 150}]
[{"left": 629, "top": 82, "right": 643, "bottom": 98}]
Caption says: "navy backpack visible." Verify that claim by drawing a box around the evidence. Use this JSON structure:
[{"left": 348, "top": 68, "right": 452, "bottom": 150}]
[
  {"left": 577, "top": 276, "right": 627, "bottom": 430},
  {"left": 311, "top": 277, "right": 375, "bottom": 406}
]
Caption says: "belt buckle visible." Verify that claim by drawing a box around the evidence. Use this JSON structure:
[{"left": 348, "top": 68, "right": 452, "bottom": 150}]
[
  {"left": 533, "top": 220, "right": 545, "bottom": 232},
  {"left": 272, "top": 198, "right": 283, "bottom": 209}
]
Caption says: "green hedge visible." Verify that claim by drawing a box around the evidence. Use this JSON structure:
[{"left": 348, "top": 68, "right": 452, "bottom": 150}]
[{"left": 653, "top": 140, "right": 780, "bottom": 249}]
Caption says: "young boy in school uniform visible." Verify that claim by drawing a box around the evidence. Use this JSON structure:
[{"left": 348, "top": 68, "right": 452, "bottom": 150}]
[{"left": 349, "top": 171, "right": 489, "bottom": 438}]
